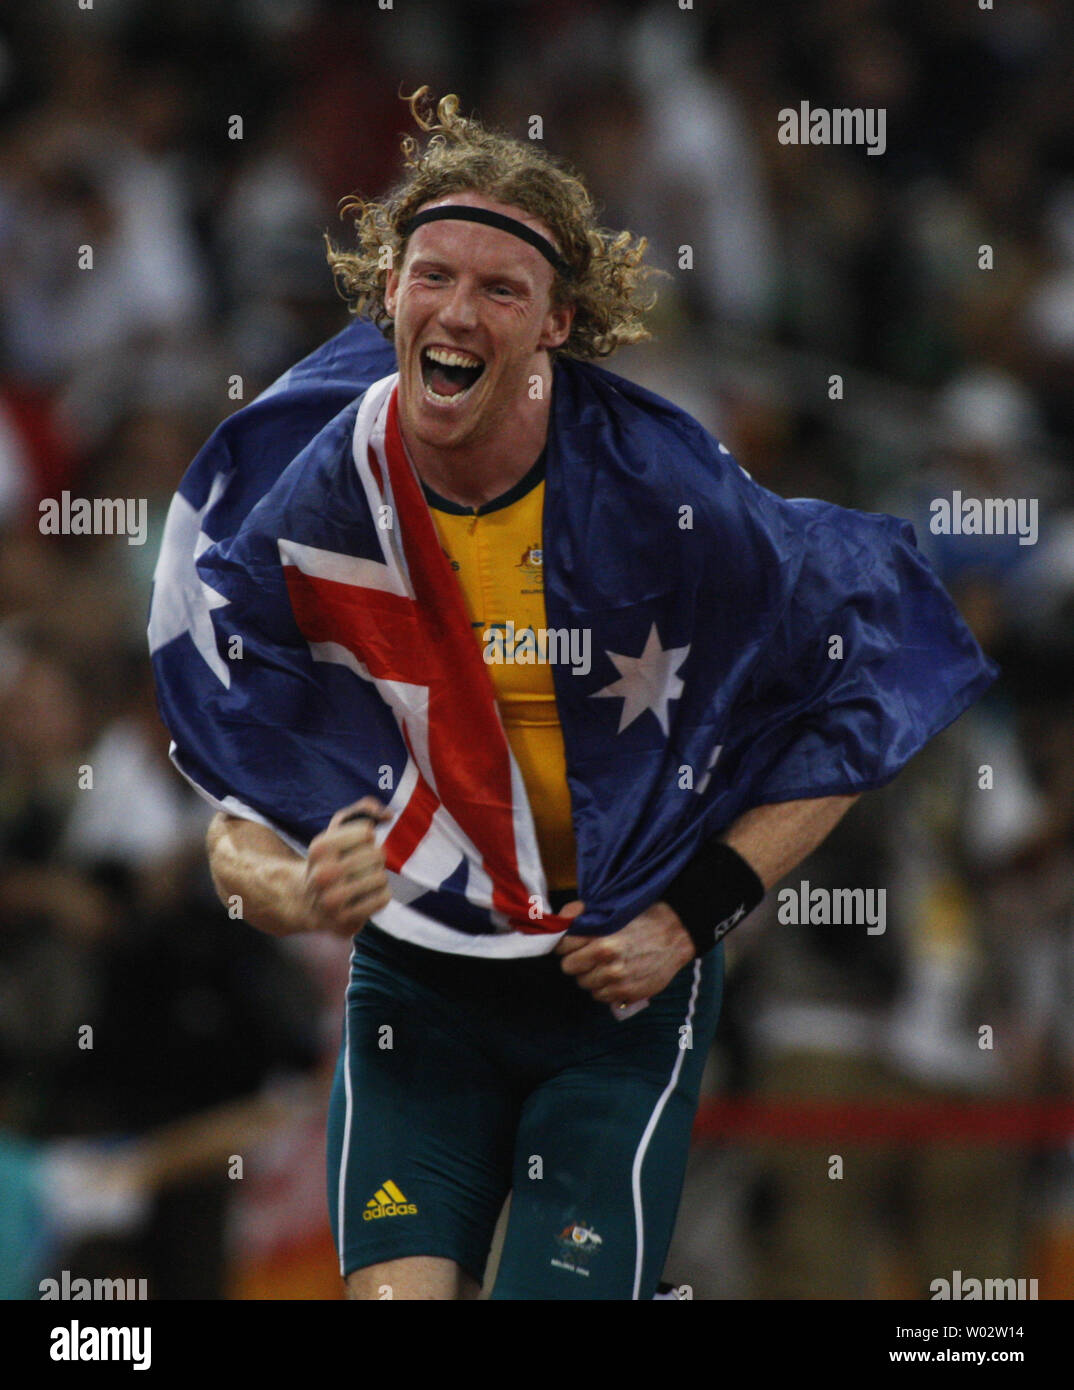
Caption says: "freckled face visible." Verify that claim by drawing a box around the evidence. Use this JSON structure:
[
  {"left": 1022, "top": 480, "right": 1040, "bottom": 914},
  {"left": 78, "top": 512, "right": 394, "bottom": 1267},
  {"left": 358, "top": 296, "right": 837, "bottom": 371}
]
[{"left": 384, "top": 195, "right": 572, "bottom": 456}]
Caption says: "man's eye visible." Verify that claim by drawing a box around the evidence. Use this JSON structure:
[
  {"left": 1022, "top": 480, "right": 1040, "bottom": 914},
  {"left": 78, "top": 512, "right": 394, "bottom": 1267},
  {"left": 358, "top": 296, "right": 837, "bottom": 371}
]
[{"left": 491, "top": 285, "right": 515, "bottom": 298}]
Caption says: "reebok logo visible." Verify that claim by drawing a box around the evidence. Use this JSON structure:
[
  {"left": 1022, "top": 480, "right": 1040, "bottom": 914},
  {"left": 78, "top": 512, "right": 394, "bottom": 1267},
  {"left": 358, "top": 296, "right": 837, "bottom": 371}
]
[{"left": 363, "top": 1180, "right": 418, "bottom": 1221}]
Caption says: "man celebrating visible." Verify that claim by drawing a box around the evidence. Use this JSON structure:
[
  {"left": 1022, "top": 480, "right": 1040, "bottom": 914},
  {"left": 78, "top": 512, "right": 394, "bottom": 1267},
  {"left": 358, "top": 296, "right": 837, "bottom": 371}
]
[{"left": 150, "top": 89, "right": 996, "bottom": 1299}]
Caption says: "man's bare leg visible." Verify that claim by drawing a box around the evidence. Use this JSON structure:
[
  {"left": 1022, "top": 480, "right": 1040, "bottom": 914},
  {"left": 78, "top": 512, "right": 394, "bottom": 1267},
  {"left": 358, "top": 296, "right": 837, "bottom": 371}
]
[{"left": 345, "top": 1256, "right": 481, "bottom": 1300}]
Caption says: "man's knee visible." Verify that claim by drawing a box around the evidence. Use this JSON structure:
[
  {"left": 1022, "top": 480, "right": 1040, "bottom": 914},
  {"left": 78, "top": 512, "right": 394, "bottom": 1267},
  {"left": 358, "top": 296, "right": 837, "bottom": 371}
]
[{"left": 344, "top": 1255, "right": 480, "bottom": 1300}]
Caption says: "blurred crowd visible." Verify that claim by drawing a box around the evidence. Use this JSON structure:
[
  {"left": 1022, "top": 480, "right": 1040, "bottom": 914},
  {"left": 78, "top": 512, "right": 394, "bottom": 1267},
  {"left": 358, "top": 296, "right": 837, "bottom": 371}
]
[{"left": 1, "top": 0, "right": 1072, "bottom": 1299}]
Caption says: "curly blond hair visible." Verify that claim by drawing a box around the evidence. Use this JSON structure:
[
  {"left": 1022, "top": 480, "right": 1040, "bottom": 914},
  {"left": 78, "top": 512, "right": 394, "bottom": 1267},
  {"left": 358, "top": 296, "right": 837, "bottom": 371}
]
[{"left": 325, "top": 87, "right": 659, "bottom": 359}]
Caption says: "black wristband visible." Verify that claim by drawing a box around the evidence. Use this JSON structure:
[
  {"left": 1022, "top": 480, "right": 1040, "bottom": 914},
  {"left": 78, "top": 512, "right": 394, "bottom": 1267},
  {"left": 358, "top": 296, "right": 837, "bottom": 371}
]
[{"left": 661, "top": 839, "right": 765, "bottom": 957}]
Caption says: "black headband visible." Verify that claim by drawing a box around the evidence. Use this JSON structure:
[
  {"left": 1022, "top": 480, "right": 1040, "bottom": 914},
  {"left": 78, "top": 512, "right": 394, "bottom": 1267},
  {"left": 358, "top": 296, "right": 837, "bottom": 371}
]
[{"left": 399, "top": 205, "right": 572, "bottom": 279}]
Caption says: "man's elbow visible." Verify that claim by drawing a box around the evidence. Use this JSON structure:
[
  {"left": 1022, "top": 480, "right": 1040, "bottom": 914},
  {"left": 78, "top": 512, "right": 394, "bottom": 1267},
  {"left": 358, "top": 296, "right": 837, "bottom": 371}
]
[{"left": 206, "top": 812, "right": 235, "bottom": 909}]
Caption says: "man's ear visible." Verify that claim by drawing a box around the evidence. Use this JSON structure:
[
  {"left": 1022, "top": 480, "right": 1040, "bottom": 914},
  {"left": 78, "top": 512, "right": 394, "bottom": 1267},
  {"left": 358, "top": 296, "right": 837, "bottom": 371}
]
[{"left": 539, "top": 299, "right": 575, "bottom": 351}]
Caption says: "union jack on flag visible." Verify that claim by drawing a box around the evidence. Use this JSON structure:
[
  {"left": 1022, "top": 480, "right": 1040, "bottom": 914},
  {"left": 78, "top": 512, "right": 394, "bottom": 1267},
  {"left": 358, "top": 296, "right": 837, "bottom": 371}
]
[{"left": 278, "top": 376, "right": 569, "bottom": 944}]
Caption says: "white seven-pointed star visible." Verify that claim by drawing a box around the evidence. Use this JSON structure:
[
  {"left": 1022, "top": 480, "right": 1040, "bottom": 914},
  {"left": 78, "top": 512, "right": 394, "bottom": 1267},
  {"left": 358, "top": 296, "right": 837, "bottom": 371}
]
[
  {"left": 147, "top": 473, "right": 232, "bottom": 688},
  {"left": 591, "top": 622, "right": 690, "bottom": 736}
]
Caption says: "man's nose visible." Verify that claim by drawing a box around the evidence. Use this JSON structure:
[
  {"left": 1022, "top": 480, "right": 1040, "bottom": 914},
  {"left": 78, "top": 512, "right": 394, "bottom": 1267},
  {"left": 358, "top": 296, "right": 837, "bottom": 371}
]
[{"left": 437, "top": 281, "right": 479, "bottom": 333}]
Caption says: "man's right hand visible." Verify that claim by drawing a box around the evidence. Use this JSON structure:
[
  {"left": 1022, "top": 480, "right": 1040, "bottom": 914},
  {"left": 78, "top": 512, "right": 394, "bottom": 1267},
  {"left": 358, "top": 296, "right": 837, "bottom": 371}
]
[
  {"left": 303, "top": 798, "right": 393, "bottom": 937},
  {"left": 206, "top": 798, "right": 393, "bottom": 940}
]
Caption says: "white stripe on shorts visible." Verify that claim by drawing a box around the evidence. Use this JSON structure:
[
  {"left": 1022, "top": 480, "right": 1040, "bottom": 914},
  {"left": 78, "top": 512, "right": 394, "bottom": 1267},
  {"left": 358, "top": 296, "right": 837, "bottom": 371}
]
[
  {"left": 337, "top": 945, "right": 357, "bottom": 1275},
  {"left": 629, "top": 957, "right": 702, "bottom": 1300}
]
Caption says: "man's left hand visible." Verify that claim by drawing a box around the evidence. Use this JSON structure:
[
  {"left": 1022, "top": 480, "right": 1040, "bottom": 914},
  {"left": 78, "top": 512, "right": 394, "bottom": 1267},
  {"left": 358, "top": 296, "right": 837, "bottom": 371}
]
[{"left": 554, "top": 900, "right": 696, "bottom": 1005}]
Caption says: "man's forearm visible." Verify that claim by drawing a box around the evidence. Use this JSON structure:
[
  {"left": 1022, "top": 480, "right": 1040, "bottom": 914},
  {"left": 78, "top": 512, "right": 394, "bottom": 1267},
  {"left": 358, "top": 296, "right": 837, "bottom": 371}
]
[
  {"left": 206, "top": 813, "right": 312, "bottom": 937},
  {"left": 659, "top": 794, "right": 860, "bottom": 958},
  {"left": 719, "top": 794, "right": 860, "bottom": 889},
  {"left": 560, "top": 794, "right": 864, "bottom": 1003},
  {"left": 207, "top": 798, "right": 392, "bottom": 940}
]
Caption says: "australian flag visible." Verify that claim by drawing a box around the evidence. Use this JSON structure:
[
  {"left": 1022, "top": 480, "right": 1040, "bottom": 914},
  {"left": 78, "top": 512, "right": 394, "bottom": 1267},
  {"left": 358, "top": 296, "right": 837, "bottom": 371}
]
[{"left": 149, "top": 318, "right": 997, "bottom": 956}]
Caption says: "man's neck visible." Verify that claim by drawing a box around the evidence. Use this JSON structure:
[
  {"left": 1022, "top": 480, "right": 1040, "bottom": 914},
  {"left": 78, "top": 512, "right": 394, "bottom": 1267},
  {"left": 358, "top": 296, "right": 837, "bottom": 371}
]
[{"left": 403, "top": 372, "right": 554, "bottom": 510}]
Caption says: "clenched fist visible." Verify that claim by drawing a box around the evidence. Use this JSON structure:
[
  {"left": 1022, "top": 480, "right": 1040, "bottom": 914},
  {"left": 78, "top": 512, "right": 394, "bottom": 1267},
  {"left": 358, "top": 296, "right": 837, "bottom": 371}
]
[{"left": 304, "top": 797, "right": 393, "bottom": 937}]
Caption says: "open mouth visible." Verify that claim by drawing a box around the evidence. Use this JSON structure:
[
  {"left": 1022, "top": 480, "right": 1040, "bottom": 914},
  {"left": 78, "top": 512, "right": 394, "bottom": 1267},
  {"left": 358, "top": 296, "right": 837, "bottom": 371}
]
[{"left": 420, "top": 346, "right": 485, "bottom": 404}]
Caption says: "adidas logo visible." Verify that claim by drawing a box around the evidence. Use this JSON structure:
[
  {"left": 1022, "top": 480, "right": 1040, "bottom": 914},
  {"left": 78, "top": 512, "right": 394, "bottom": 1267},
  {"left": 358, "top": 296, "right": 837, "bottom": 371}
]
[{"left": 363, "top": 1180, "right": 418, "bottom": 1221}]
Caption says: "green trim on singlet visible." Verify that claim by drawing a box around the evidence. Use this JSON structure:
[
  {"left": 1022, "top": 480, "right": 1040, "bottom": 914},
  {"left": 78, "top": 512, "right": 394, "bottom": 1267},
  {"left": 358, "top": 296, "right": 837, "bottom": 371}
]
[{"left": 420, "top": 450, "right": 547, "bottom": 516}]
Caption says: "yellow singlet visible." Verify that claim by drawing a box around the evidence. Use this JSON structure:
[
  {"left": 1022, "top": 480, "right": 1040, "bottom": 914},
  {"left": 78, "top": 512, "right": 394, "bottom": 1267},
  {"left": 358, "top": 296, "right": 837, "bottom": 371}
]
[{"left": 425, "top": 458, "right": 578, "bottom": 891}]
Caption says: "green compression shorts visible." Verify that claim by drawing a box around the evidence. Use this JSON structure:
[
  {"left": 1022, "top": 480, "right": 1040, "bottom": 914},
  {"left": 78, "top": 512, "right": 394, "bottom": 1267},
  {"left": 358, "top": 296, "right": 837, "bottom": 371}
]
[{"left": 326, "top": 923, "right": 722, "bottom": 1300}]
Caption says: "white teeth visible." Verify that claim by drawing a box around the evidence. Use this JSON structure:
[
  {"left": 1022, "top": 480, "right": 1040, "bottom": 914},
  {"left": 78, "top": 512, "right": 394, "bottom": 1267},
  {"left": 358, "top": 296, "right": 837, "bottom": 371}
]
[{"left": 425, "top": 347, "right": 483, "bottom": 368}]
